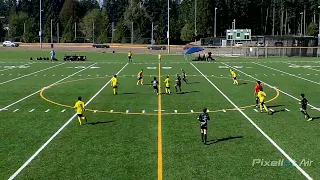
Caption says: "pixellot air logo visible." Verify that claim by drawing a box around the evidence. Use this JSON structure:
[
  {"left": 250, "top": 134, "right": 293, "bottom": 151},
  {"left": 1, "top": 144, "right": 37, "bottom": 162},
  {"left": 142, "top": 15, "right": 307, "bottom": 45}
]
[{"left": 252, "top": 159, "right": 313, "bottom": 167}]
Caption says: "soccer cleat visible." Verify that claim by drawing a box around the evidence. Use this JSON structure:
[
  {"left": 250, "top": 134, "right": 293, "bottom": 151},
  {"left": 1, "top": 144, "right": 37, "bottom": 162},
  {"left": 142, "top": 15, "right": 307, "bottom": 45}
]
[{"left": 307, "top": 118, "right": 313, "bottom": 121}]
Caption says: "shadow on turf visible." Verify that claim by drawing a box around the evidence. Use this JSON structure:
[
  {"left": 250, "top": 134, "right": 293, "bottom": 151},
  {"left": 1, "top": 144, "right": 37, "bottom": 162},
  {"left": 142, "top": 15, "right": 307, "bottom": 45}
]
[
  {"left": 122, "top": 92, "right": 137, "bottom": 95},
  {"left": 86, "top": 120, "right": 115, "bottom": 125},
  {"left": 311, "top": 117, "right": 320, "bottom": 120},
  {"left": 267, "top": 105, "right": 284, "bottom": 108},
  {"left": 238, "top": 82, "right": 248, "bottom": 85},
  {"left": 187, "top": 82, "right": 200, "bottom": 84},
  {"left": 206, "top": 136, "right": 243, "bottom": 145}
]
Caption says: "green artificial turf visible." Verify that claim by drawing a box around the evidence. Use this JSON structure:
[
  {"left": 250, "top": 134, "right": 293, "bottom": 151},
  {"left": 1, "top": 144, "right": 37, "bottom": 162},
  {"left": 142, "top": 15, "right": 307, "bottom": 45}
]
[{"left": 0, "top": 50, "right": 320, "bottom": 180}]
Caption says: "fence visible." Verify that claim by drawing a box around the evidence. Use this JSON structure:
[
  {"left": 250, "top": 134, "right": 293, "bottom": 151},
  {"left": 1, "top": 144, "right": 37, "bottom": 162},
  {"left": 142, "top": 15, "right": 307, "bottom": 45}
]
[{"left": 198, "top": 46, "right": 320, "bottom": 58}]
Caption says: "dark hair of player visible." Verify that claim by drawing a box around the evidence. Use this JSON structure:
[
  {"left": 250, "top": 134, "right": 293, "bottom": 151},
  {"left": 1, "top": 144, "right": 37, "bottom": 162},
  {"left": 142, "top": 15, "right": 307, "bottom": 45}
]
[
  {"left": 257, "top": 81, "right": 261, "bottom": 84},
  {"left": 154, "top": 77, "right": 157, "bottom": 80},
  {"left": 78, "top": 96, "right": 82, "bottom": 101},
  {"left": 114, "top": 75, "right": 117, "bottom": 77},
  {"left": 203, "top": 107, "right": 207, "bottom": 113},
  {"left": 301, "top": 93, "right": 305, "bottom": 98},
  {"left": 167, "top": 75, "right": 169, "bottom": 78}
]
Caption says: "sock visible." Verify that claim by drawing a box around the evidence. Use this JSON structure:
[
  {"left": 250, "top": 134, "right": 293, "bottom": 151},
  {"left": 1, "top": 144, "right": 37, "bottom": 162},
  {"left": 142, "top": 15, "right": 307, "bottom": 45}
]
[
  {"left": 113, "top": 88, "right": 116, "bottom": 94},
  {"left": 204, "top": 134, "right": 207, "bottom": 144},
  {"left": 235, "top": 80, "right": 238, "bottom": 85},
  {"left": 141, "top": 80, "right": 143, "bottom": 85},
  {"left": 175, "top": 86, "right": 178, "bottom": 92},
  {"left": 201, "top": 133, "right": 204, "bottom": 142},
  {"left": 260, "top": 104, "right": 263, "bottom": 111},
  {"left": 165, "top": 89, "right": 168, "bottom": 94},
  {"left": 255, "top": 98, "right": 259, "bottom": 106},
  {"left": 305, "top": 112, "right": 310, "bottom": 119},
  {"left": 168, "top": 89, "right": 170, "bottom": 94},
  {"left": 77, "top": 117, "right": 82, "bottom": 125},
  {"left": 179, "top": 87, "right": 181, "bottom": 92},
  {"left": 115, "top": 88, "right": 118, "bottom": 94},
  {"left": 263, "top": 104, "right": 268, "bottom": 112},
  {"left": 137, "top": 81, "right": 139, "bottom": 85}
]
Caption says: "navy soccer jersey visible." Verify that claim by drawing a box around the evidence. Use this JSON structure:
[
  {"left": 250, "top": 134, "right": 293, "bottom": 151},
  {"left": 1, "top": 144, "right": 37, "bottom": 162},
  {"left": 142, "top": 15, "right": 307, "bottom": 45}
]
[
  {"left": 198, "top": 112, "right": 210, "bottom": 127},
  {"left": 301, "top": 98, "right": 308, "bottom": 110}
]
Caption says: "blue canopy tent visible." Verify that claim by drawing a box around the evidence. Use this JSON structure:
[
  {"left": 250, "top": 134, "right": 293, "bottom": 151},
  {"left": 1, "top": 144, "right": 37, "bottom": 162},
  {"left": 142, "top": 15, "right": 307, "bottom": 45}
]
[{"left": 183, "top": 46, "right": 204, "bottom": 61}]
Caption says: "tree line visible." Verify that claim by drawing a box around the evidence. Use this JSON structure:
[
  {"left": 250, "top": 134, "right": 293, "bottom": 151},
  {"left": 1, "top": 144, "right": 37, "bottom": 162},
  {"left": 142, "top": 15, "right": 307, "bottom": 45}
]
[{"left": 0, "top": 0, "right": 319, "bottom": 44}]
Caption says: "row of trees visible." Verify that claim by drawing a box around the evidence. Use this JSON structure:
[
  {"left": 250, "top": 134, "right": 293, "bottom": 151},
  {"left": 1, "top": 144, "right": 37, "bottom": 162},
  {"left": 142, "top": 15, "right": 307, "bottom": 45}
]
[{"left": 0, "top": 0, "right": 320, "bottom": 44}]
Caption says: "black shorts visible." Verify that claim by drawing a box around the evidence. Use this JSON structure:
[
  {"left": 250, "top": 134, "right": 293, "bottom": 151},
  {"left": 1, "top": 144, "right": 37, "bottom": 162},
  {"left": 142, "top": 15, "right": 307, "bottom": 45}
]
[
  {"left": 300, "top": 107, "right": 307, "bottom": 112},
  {"left": 233, "top": 77, "right": 237, "bottom": 80},
  {"left": 138, "top": 77, "right": 142, "bottom": 80},
  {"left": 113, "top": 86, "right": 118, "bottom": 88},
  {"left": 176, "top": 83, "right": 181, "bottom": 87},
  {"left": 200, "top": 124, "right": 207, "bottom": 130},
  {"left": 153, "top": 86, "right": 158, "bottom": 90},
  {"left": 166, "top": 86, "right": 170, "bottom": 89},
  {"left": 77, "top": 114, "right": 83, "bottom": 117},
  {"left": 128, "top": 56, "right": 132, "bottom": 59},
  {"left": 260, "top": 101, "right": 265, "bottom": 105}
]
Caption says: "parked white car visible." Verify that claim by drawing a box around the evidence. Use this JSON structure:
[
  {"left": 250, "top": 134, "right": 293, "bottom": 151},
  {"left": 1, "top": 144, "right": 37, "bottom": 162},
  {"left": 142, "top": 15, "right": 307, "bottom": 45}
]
[
  {"left": 3, "top": 41, "right": 19, "bottom": 47},
  {"left": 235, "top": 42, "right": 243, "bottom": 47}
]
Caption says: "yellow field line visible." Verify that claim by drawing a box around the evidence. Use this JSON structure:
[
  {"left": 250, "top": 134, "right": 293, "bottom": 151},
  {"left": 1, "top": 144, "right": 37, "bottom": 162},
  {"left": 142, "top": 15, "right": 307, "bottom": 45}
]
[{"left": 157, "top": 59, "right": 163, "bottom": 180}]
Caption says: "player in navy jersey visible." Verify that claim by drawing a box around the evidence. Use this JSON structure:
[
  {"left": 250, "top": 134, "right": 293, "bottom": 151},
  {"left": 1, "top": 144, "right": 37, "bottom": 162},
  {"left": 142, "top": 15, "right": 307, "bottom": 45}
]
[
  {"left": 151, "top": 77, "right": 159, "bottom": 95},
  {"left": 300, "top": 94, "right": 312, "bottom": 121},
  {"left": 175, "top": 74, "right": 182, "bottom": 93},
  {"left": 198, "top": 107, "right": 210, "bottom": 144}
]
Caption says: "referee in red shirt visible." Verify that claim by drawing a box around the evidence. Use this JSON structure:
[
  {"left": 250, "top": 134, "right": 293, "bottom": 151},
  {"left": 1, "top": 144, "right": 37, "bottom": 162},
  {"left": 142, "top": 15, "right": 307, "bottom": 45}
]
[{"left": 254, "top": 81, "right": 262, "bottom": 108}]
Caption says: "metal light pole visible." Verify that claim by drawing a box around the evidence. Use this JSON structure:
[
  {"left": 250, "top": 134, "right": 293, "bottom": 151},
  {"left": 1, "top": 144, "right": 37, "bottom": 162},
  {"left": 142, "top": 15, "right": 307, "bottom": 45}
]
[
  {"left": 151, "top": 22, "right": 154, "bottom": 45},
  {"left": 167, "top": 0, "right": 170, "bottom": 53},
  {"left": 39, "top": 0, "right": 42, "bottom": 49},
  {"left": 214, "top": 7, "right": 217, "bottom": 37},
  {"left": 194, "top": 0, "right": 197, "bottom": 42},
  {"left": 318, "top": 6, "right": 320, "bottom": 45},
  {"left": 50, "top": 19, "right": 53, "bottom": 43},
  {"left": 300, "top": 12, "right": 303, "bottom": 36}
]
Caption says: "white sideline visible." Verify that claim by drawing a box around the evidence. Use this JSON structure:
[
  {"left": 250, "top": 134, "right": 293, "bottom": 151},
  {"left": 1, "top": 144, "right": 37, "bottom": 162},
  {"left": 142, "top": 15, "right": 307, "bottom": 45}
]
[
  {"left": 253, "top": 62, "right": 320, "bottom": 86},
  {"left": 223, "top": 62, "right": 320, "bottom": 112},
  {"left": 0, "top": 62, "right": 66, "bottom": 85},
  {"left": 283, "top": 62, "right": 320, "bottom": 72},
  {"left": 191, "top": 62, "right": 313, "bottom": 180},
  {"left": 0, "top": 62, "right": 35, "bottom": 72},
  {"left": 8, "top": 63, "right": 128, "bottom": 180},
  {"left": 1, "top": 63, "right": 97, "bottom": 111}
]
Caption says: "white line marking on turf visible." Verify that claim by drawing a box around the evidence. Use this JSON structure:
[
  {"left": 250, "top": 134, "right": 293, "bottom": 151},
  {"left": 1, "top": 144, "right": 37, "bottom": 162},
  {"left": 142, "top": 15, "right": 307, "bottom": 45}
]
[
  {"left": 8, "top": 63, "right": 129, "bottom": 180},
  {"left": 126, "top": 110, "right": 129, "bottom": 113},
  {"left": 94, "top": 110, "right": 97, "bottom": 113},
  {"left": 13, "top": 109, "right": 19, "bottom": 112},
  {"left": 110, "top": 110, "right": 114, "bottom": 112},
  {"left": 254, "top": 62, "right": 320, "bottom": 86},
  {"left": 222, "top": 109, "right": 226, "bottom": 112},
  {"left": 191, "top": 110, "right": 194, "bottom": 113},
  {"left": 174, "top": 110, "right": 177, "bottom": 113},
  {"left": 222, "top": 62, "right": 320, "bottom": 113},
  {"left": 195, "top": 62, "right": 313, "bottom": 180},
  {"left": 61, "top": 109, "right": 66, "bottom": 112},
  {"left": 253, "top": 109, "right": 258, "bottom": 112},
  {"left": 0, "top": 63, "right": 66, "bottom": 86},
  {"left": 29, "top": 109, "right": 34, "bottom": 112},
  {"left": 0, "top": 63, "right": 97, "bottom": 112},
  {"left": 270, "top": 109, "right": 274, "bottom": 112},
  {"left": 285, "top": 108, "right": 290, "bottom": 111},
  {"left": 45, "top": 109, "right": 50, "bottom": 112}
]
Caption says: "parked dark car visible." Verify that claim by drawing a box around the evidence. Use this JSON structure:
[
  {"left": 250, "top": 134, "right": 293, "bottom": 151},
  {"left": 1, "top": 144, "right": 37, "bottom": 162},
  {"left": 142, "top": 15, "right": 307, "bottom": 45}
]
[
  {"left": 147, "top": 45, "right": 166, "bottom": 50},
  {"left": 274, "top": 42, "right": 284, "bottom": 47}
]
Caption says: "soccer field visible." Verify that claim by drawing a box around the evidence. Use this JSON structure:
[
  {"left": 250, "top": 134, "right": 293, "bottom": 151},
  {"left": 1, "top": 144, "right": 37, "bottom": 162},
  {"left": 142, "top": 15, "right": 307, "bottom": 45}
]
[{"left": 1, "top": 50, "right": 320, "bottom": 180}]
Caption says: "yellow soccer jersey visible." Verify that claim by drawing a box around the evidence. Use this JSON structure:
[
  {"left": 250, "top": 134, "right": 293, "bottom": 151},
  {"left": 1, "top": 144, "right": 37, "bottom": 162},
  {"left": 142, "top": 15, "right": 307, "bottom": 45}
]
[
  {"left": 164, "top": 78, "right": 170, "bottom": 87},
  {"left": 74, "top": 100, "right": 85, "bottom": 114},
  {"left": 257, "top": 91, "right": 266, "bottom": 102},
  {"left": 128, "top": 52, "right": 132, "bottom": 57},
  {"left": 231, "top": 71, "right": 236, "bottom": 78},
  {"left": 112, "top": 77, "right": 118, "bottom": 87}
]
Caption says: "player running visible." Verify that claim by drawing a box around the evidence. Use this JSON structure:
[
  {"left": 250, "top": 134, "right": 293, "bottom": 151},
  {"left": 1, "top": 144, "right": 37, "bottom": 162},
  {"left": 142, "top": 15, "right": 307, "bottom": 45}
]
[
  {"left": 111, "top": 75, "right": 119, "bottom": 95},
  {"left": 254, "top": 81, "right": 263, "bottom": 108},
  {"left": 151, "top": 77, "right": 159, "bottom": 95},
  {"left": 230, "top": 69, "right": 239, "bottom": 85},
  {"left": 74, "top": 96, "right": 87, "bottom": 125},
  {"left": 137, "top": 69, "right": 143, "bottom": 85},
  {"left": 300, "top": 94, "right": 313, "bottom": 121},
  {"left": 175, "top": 74, "right": 182, "bottom": 93},
  {"left": 128, "top": 51, "right": 133, "bottom": 63},
  {"left": 181, "top": 69, "right": 188, "bottom": 83},
  {"left": 198, "top": 107, "right": 210, "bottom": 144},
  {"left": 164, "top": 75, "right": 171, "bottom": 94},
  {"left": 257, "top": 88, "right": 270, "bottom": 114}
]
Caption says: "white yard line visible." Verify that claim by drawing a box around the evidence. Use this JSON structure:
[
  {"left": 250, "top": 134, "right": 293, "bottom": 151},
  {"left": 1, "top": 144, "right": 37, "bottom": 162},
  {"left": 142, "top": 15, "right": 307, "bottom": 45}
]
[
  {"left": 191, "top": 62, "right": 313, "bottom": 180},
  {"left": 0, "top": 62, "right": 35, "bottom": 72},
  {"left": 0, "top": 63, "right": 97, "bottom": 111},
  {"left": 8, "top": 63, "right": 129, "bottom": 180},
  {"left": 253, "top": 62, "right": 320, "bottom": 86},
  {"left": 221, "top": 62, "right": 320, "bottom": 113},
  {"left": 0, "top": 62, "right": 66, "bottom": 86},
  {"left": 283, "top": 62, "right": 320, "bottom": 72}
]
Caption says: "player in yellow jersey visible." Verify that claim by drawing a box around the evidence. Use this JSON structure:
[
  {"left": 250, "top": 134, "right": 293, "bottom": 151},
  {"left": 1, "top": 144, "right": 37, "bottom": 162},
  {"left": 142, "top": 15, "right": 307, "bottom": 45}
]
[
  {"left": 164, "top": 75, "right": 171, "bottom": 94},
  {"left": 74, "top": 96, "right": 87, "bottom": 125},
  {"left": 257, "top": 88, "right": 271, "bottom": 114},
  {"left": 230, "top": 69, "right": 239, "bottom": 85},
  {"left": 128, "top": 51, "right": 133, "bottom": 63},
  {"left": 111, "top": 75, "right": 119, "bottom": 95},
  {"left": 137, "top": 69, "right": 143, "bottom": 85},
  {"left": 158, "top": 53, "right": 161, "bottom": 62}
]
